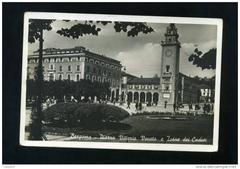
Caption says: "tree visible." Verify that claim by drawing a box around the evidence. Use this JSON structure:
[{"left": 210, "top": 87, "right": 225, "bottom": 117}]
[
  {"left": 188, "top": 47, "right": 217, "bottom": 103},
  {"left": 56, "top": 21, "right": 154, "bottom": 38},
  {"left": 28, "top": 19, "right": 54, "bottom": 140},
  {"left": 28, "top": 19, "right": 154, "bottom": 140},
  {"left": 188, "top": 48, "right": 216, "bottom": 70}
]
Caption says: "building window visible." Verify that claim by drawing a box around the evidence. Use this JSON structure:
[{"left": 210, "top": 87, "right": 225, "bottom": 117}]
[
  {"left": 67, "top": 74, "right": 71, "bottom": 80},
  {"left": 59, "top": 74, "right": 62, "bottom": 80},
  {"left": 86, "top": 66, "right": 90, "bottom": 73},
  {"left": 164, "top": 84, "right": 170, "bottom": 91},
  {"left": 49, "top": 73, "right": 54, "bottom": 81},
  {"left": 68, "top": 65, "right": 71, "bottom": 71},
  {"left": 86, "top": 75, "right": 90, "bottom": 80},
  {"left": 165, "top": 77, "right": 171, "bottom": 82},
  {"left": 166, "top": 65, "right": 170, "bottom": 72},
  {"left": 93, "top": 67, "right": 96, "bottom": 73},
  {"left": 63, "top": 58, "right": 69, "bottom": 62},
  {"left": 59, "top": 65, "right": 62, "bottom": 71},
  {"left": 76, "top": 74, "right": 80, "bottom": 81},
  {"left": 71, "top": 57, "right": 77, "bottom": 62},
  {"left": 77, "top": 65, "right": 80, "bottom": 71},
  {"left": 50, "top": 64, "right": 54, "bottom": 70},
  {"left": 29, "top": 59, "right": 35, "bottom": 63}
]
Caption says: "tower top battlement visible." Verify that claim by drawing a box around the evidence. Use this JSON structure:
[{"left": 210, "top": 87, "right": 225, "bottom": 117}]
[{"left": 162, "top": 23, "right": 180, "bottom": 46}]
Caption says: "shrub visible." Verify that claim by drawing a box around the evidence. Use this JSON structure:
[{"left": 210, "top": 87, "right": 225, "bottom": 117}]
[
  {"left": 43, "top": 103, "right": 130, "bottom": 126},
  {"left": 43, "top": 102, "right": 80, "bottom": 124}
]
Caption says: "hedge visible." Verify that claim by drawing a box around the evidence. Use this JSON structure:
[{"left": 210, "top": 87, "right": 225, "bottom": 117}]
[{"left": 43, "top": 102, "right": 130, "bottom": 126}]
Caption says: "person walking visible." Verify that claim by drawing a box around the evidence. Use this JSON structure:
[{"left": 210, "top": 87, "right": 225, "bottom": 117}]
[
  {"left": 46, "top": 97, "right": 50, "bottom": 109},
  {"left": 127, "top": 100, "right": 130, "bottom": 109},
  {"left": 188, "top": 102, "right": 192, "bottom": 115},
  {"left": 139, "top": 102, "right": 142, "bottom": 111},
  {"left": 135, "top": 102, "right": 139, "bottom": 110},
  {"left": 164, "top": 101, "right": 167, "bottom": 109},
  {"left": 173, "top": 103, "right": 176, "bottom": 113},
  {"left": 203, "top": 103, "right": 207, "bottom": 114}
]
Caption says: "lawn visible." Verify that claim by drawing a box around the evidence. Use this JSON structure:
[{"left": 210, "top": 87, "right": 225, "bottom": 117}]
[
  {"left": 43, "top": 114, "right": 214, "bottom": 144},
  {"left": 122, "top": 115, "right": 213, "bottom": 138}
]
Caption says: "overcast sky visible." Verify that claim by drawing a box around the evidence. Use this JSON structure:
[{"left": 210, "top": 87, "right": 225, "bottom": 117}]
[{"left": 28, "top": 20, "right": 217, "bottom": 78}]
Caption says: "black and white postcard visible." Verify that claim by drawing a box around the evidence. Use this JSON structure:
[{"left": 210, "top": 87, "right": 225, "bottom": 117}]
[{"left": 20, "top": 12, "right": 223, "bottom": 152}]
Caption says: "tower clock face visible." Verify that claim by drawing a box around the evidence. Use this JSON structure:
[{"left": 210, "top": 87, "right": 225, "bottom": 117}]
[{"left": 165, "top": 49, "right": 173, "bottom": 57}]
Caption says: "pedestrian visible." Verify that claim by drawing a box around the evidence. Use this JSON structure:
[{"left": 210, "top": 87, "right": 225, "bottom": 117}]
[
  {"left": 127, "top": 100, "right": 130, "bottom": 109},
  {"left": 46, "top": 97, "right": 50, "bottom": 108},
  {"left": 203, "top": 103, "right": 207, "bottom": 114},
  {"left": 135, "top": 102, "right": 138, "bottom": 110},
  {"left": 139, "top": 102, "right": 142, "bottom": 111},
  {"left": 207, "top": 104, "right": 210, "bottom": 113},
  {"left": 190, "top": 103, "right": 192, "bottom": 110},
  {"left": 176, "top": 103, "right": 179, "bottom": 111},
  {"left": 173, "top": 103, "right": 176, "bottom": 113},
  {"left": 31, "top": 99, "right": 37, "bottom": 113},
  {"left": 164, "top": 101, "right": 167, "bottom": 108},
  {"left": 188, "top": 103, "right": 192, "bottom": 115}
]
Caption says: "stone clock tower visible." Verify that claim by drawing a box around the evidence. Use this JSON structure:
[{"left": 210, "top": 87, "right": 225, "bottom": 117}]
[{"left": 160, "top": 23, "right": 181, "bottom": 106}]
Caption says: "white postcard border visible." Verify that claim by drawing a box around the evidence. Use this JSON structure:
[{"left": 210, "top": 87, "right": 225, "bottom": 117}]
[{"left": 20, "top": 12, "right": 223, "bottom": 152}]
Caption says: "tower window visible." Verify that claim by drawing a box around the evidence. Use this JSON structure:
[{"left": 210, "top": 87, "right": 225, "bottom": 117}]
[
  {"left": 68, "top": 65, "right": 71, "bottom": 71},
  {"left": 59, "top": 65, "right": 62, "bottom": 71},
  {"left": 166, "top": 65, "right": 170, "bottom": 72},
  {"left": 77, "top": 65, "right": 80, "bottom": 71}
]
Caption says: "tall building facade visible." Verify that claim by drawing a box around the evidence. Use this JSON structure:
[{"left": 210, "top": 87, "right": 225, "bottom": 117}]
[
  {"left": 27, "top": 46, "right": 122, "bottom": 99},
  {"left": 159, "top": 23, "right": 181, "bottom": 105}
]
